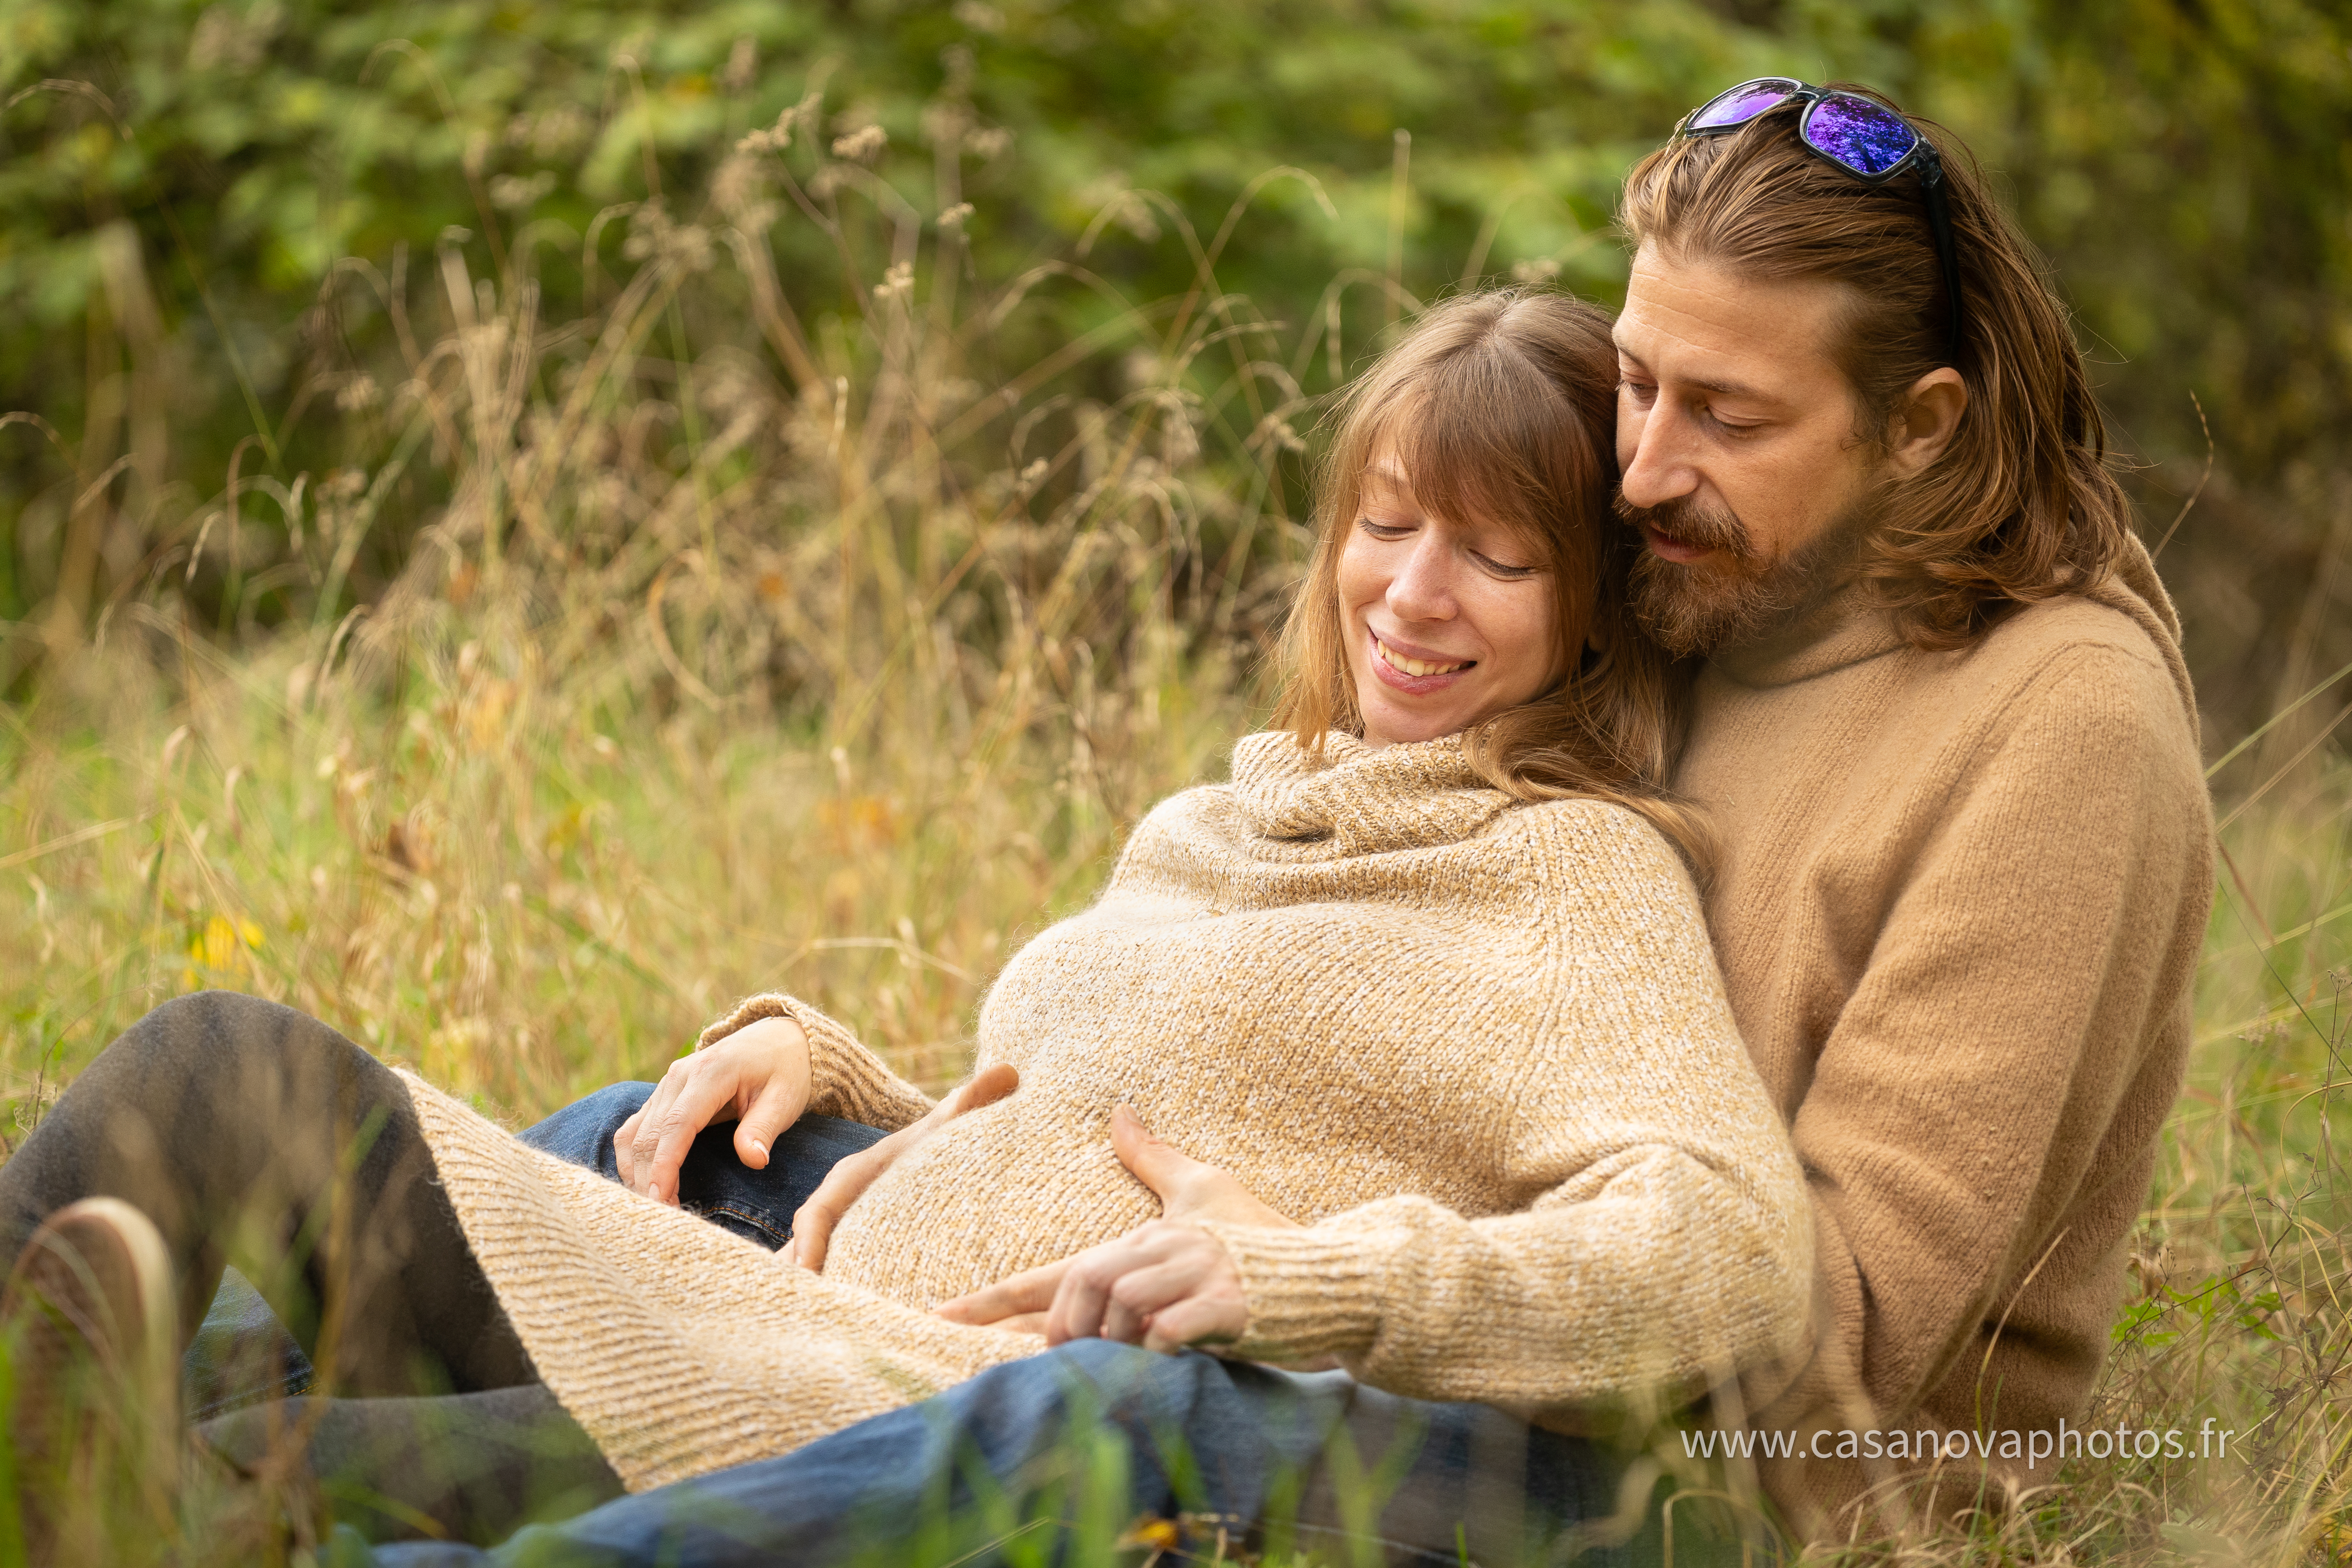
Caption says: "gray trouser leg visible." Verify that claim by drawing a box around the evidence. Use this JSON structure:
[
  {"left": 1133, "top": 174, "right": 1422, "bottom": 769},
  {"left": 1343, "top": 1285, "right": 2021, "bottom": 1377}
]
[{"left": 0, "top": 989, "right": 532, "bottom": 1395}]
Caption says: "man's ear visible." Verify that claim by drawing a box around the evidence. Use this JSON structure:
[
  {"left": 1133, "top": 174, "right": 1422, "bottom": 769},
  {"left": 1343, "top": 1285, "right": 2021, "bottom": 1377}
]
[{"left": 1887, "top": 367, "right": 1967, "bottom": 479}]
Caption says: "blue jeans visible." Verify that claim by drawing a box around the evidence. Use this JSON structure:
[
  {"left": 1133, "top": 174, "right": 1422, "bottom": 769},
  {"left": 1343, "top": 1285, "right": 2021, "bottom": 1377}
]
[
  {"left": 510, "top": 1080, "right": 897, "bottom": 1248},
  {"left": 363, "top": 1338, "right": 1636, "bottom": 1567},
  {"left": 207, "top": 1083, "right": 1652, "bottom": 1564}
]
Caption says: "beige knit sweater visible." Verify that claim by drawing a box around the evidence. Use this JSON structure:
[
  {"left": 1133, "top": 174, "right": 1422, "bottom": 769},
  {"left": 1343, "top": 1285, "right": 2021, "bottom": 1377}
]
[
  {"left": 1676, "top": 537, "right": 2213, "bottom": 1539},
  {"left": 403, "top": 730, "right": 1814, "bottom": 1492}
]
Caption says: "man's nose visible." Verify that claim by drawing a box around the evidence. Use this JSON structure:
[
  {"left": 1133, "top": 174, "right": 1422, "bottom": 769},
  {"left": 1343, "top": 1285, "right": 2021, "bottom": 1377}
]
[{"left": 1618, "top": 406, "right": 1700, "bottom": 510}]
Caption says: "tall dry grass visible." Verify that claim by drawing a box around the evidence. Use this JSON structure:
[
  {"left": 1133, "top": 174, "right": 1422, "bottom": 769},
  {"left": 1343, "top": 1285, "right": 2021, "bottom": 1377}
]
[
  {"left": 0, "top": 78, "right": 2346, "bottom": 1566},
  {"left": 2, "top": 95, "right": 1330, "bottom": 1120}
]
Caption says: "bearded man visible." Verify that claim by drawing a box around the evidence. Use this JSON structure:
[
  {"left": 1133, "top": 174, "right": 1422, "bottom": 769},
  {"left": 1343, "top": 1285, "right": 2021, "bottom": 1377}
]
[{"left": 1606, "top": 80, "right": 2213, "bottom": 1539}]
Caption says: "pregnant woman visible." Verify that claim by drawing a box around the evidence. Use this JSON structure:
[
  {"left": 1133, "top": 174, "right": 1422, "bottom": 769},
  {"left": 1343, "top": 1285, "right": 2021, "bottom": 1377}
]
[{"left": 2, "top": 288, "right": 1811, "bottom": 1563}]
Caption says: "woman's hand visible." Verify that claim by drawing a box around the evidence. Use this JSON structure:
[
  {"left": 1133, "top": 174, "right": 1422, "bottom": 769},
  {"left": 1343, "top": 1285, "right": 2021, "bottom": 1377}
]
[
  {"left": 788, "top": 1063, "right": 1020, "bottom": 1272},
  {"left": 934, "top": 1104, "right": 1298, "bottom": 1346},
  {"left": 616, "top": 1015, "right": 812, "bottom": 1205}
]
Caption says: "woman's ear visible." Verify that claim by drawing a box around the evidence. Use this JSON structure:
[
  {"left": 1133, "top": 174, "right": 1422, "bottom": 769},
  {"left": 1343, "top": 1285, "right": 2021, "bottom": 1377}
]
[{"left": 1887, "top": 367, "right": 1967, "bottom": 479}]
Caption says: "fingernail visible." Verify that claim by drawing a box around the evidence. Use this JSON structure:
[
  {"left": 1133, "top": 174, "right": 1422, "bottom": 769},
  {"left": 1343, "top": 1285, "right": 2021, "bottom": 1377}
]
[{"left": 748, "top": 1140, "right": 766, "bottom": 1159}]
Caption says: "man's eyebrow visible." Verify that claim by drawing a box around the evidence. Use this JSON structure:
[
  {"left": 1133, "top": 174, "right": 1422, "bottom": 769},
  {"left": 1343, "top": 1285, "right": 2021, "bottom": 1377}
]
[
  {"left": 1686, "top": 373, "right": 1774, "bottom": 401},
  {"left": 1618, "top": 349, "right": 1777, "bottom": 404}
]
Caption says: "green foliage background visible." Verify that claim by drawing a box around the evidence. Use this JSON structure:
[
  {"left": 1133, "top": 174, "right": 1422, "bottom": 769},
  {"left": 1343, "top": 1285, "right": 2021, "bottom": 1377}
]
[
  {"left": 2, "top": 10, "right": 2349, "bottom": 1558},
  {"left": 3, "top": 0, "right": 2348, "bottom": 729}
]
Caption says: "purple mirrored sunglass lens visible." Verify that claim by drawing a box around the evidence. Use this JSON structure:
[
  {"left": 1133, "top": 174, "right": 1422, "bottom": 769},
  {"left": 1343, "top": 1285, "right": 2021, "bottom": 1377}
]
[
  {"left": 1803, "top": 96, "right": 1917, "bottom": 176},
  {"left": 1689, "top": 80, "right": 1801, "bottom": 130}
]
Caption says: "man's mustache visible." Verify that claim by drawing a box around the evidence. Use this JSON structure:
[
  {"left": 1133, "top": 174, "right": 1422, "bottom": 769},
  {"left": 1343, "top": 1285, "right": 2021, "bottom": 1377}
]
[{"left": 1611, "top": 492, "right": 1758, "bottom": 563}]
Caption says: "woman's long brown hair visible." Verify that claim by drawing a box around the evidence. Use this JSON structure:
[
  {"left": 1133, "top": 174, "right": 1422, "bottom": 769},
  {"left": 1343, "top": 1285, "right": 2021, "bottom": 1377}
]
[{"left": 1272, "top": 288, "right": 1712, "bottom": 872}]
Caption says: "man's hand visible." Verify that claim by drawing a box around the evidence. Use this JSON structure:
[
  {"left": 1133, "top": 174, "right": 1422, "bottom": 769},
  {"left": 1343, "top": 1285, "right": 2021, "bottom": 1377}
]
[
  {"left": 616, "top": 1015, "right": 812, "bottom": 1205},
  {"left": 934, "top": 1104, "right": 1297, "bottom": 1345},
  {"left": 1099, "top": 1104, "right": 1298, "bottom": 1230},
  {"left": 938, "top": 1219, "right": 1248, "bottom": 1351},
  {"left": 789, "top": 1063, "right": 1020, "bottom": 1271}
]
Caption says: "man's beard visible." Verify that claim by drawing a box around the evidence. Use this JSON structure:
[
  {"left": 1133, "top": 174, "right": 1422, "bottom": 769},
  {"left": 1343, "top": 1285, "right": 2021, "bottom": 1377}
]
[{"left": 1615, "top": 492, "right": 1871, "bottom": 659}]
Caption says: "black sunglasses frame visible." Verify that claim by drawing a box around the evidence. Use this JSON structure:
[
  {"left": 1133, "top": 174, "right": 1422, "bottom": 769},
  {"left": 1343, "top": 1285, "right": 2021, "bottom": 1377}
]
[{"left": 1679, "top": 79, "right": 1966, "bottom": 370}]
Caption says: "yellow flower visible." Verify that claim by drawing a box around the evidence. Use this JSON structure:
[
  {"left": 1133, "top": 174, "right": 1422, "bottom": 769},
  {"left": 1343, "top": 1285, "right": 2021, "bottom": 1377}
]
[{"left": 183, "top": 914, "right": 264, "bottom": 990}]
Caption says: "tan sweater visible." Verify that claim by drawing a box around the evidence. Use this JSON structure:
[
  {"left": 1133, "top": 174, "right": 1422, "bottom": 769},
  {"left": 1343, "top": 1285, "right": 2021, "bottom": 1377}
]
[
  {"left": 404, "top": 730, "right": 1814, "bottom": 1491},
  {"left": 1675, "top": 537, "right": 2213, "bottom": 1538}
]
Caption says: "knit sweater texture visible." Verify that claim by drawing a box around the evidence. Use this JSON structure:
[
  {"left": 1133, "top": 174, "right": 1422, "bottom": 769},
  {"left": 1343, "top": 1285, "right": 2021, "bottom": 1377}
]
[
  {"left": 403, "top": 730, "right": 1814, "bottom": 1492},
  {"left": 1675, "top": 537, "right": 2214, "bottom": 1538}
]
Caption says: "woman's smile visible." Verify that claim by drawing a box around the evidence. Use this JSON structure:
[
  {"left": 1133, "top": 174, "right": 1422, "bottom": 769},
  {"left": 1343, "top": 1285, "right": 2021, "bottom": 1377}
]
[{"left": 1368, "top": 629, "right": 1476, "bottom": 690}]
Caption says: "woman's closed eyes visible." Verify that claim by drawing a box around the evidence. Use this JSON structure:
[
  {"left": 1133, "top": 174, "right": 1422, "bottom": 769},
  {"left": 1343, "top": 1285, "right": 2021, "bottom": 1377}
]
[{"left": 1353, "top": 515, "right": 1541, "bottom": 580}]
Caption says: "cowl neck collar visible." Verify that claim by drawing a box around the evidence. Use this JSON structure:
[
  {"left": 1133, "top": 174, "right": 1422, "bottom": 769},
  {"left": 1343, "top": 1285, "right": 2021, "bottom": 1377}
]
[{"left": 1227, "top": 731, "right": 1513, "bottom": 855}]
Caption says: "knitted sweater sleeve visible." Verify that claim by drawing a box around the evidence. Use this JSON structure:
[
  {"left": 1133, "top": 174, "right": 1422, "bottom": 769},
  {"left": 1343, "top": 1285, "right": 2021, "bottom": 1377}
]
[
  {"left": 1197, "top": 807, "right": 1816, "bottom": 1411},
  {"left": 697, "top": 994, "right": 936, "bottom": 1132}
]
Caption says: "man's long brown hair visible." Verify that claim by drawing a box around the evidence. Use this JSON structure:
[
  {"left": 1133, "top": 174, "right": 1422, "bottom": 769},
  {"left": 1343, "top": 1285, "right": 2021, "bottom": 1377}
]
[
  {"left": 1619, "top": 89, "right": 2132, "bottom": 649},
  {"left": 1273, "top": 288, "right": 1710, "bottom": 869}
]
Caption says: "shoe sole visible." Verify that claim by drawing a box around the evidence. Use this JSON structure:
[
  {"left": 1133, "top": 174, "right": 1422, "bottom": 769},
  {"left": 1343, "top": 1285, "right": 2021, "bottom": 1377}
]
[{"left": 5, "top": 1196, "right": 182, "bottom": 1557}]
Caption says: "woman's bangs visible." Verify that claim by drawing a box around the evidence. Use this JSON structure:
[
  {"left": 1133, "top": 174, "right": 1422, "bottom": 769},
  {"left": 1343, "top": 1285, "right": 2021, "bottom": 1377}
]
[{"left": 1383, "top": 356, "right": 1561, "bottom": 554}]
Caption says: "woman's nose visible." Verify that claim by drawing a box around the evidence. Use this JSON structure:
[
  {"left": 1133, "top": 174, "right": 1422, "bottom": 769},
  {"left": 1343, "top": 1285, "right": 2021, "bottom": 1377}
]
[{"left": 1386, "top": 532, "right": 1457, "bottom": 621}]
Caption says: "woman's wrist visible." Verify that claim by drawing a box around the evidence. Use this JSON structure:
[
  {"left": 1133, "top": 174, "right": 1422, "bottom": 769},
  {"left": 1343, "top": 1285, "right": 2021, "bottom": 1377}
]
[
  {"left": 728, "top": 1013, "right": 811, "bottom": 1084},
  {"left": 697, "top": 992, "right": 798, "bottom": 1051},
  {"left": 694, "top": 991, "right": 935, "bottom": 1132}
]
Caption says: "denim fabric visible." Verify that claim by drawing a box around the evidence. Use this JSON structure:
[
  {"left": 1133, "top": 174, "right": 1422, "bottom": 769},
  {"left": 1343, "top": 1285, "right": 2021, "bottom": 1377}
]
[
  {"left": 355, "top": 1338, "right": 1638, "bottom": 1568},
  {"left": 184, "top": 1266, "right": 315, "bottom": 1419},
  {"left": 511, "top": 1080, "right": 891, "bottom": 1250}
]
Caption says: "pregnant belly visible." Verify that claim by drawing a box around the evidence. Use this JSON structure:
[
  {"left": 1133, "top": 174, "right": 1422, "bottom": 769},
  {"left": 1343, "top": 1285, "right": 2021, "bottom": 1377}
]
[{"left": 819, "top": 1104, "right": 1162, "bottom": 1309}]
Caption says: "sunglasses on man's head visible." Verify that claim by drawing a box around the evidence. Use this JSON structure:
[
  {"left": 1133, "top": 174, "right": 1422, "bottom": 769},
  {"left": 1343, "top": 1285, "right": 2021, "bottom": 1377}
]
[{"left": 1677, "top": 78, "right": 1966, "bottom": 368}]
